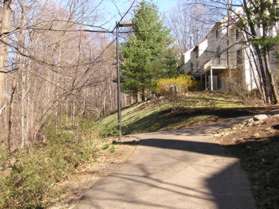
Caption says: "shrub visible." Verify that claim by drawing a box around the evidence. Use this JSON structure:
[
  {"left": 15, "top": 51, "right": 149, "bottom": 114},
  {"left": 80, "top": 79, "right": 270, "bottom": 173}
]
[{"left": 155, "top": 75, "right": 197, "bottom": 96}]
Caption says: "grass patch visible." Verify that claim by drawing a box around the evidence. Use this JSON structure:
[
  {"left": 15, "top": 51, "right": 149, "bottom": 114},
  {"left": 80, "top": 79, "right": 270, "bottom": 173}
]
[
  {"left": 227, "top": 137, "right": 279, "bottom": 209},
  {"left": 97, "top": 92, "right": 248, "bottom": 136},
  {"left": 0, "top": 118, "right": 105, "bottom": 209}
]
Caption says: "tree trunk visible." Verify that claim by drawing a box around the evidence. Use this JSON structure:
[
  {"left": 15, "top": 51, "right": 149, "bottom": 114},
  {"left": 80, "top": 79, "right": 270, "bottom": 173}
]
[
  {"left": 0, "top": 0, "right": 12, "bottom": 106},
  {"left": 7, "top": 82, "right": 16, "bottom": 153},
  {"left": 264, "top": 52, "right": 278, "bottom": 104},
  {"left": 18, "top": 3, "right": 29, "bottom": 148},
  {"left": 141, "top": 88, "right": 145, "bottom": 102},
  {"left": 255, "top": 49, "right": 270, "bottom": 103},
  {"left": 243, "top": 0, "right": 277, "bottom": 104}
]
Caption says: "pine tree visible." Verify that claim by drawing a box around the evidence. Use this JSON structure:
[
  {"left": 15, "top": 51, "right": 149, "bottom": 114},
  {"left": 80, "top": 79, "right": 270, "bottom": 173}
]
[{"left": 121, "top": 1, "right": 177, "bottom": 101}]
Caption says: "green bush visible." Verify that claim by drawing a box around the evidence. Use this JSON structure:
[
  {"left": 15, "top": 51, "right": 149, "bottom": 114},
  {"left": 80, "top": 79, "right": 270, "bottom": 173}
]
[{"left": 0, "top": 120, "right": 101, "bottom": 209}]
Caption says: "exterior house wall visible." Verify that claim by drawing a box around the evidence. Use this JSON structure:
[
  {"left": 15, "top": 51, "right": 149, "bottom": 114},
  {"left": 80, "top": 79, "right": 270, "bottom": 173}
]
[
  {"left": 181, "top": 8, "right": 278, "bottom": 93},
  {"left": 269, "top": 21, "right": 279, "bottom": 75},
  {"left": 243, "top": 47, "right": 258, "bottom": 91},
  {"left": 190, "top": 46, "right": 199, "bottom": 75},
  {"left": 270, "top": 45, "right": 279, "bottom": 74},
  {"left": 184, "top": 21, "right": 256, "bottom": 91},
  {"left": 198, "top": 38, "right": 211, "bottom": 73},
  {"left": 183, "top": 48, "right": 193, "bottom": 74}
]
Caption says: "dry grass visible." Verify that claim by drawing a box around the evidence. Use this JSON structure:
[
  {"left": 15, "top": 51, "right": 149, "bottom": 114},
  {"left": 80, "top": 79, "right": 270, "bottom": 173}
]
[{"left": 98, "top": 92, "right": 249, "bottom": 137}]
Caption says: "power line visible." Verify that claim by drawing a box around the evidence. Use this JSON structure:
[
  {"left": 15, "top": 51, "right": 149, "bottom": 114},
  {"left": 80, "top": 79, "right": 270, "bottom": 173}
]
[{"left": 112, "top": 0, "right": 137, "bottom": 32}]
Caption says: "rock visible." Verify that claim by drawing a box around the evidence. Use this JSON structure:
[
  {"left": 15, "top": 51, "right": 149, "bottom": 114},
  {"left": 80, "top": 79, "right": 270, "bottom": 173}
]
[
  {"left": 253, "top": 132, "right": 261, "bottom": 138},
  {"left": 0, "top": 168, "right": 11, "bottom": 177},
  {"left": 9, "top": 157, "right": 17, "bottom": 167},
  {"left": 240, "top": 118, "right": 255, "bottom": 127},
  {"left": 233, "top": 139, "right": 244, "bottom": 144},
  {"left": 272, "top": 124, "right": 279, "bottom": 130},
  {"left": 265, "top": 127, "right": 274, "bottom": 133},
  {"left": 247, "top": 118, "right": 255, "bottom": 123},
  {"left": 253, "top": 114, "right": 269, "bottom": 121},
  {"left": 253, "top": 121, "right": 262, "bottom": 126}
]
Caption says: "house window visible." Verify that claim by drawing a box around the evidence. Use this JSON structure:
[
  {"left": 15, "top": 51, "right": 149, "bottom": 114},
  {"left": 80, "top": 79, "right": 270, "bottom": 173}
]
[
  {"left": 276, "top": 6, "right": 279, "bottom": 19},
  {"left": 217, "top": 55, "right": 221, "bottom": 64},
  {"left": 216, "top": 28, "right": 219, "bottom": 39},
  {"left": 216, "top": 46, "right": 221, "bottom": 64},
  {"left": 274, "top": 0, "right": 279, "bottom": 19},
  {"left": 193, "top": 46, "right": 199, "bottom": 59},
  {"left": 237, "top": 49, "right": 243, "bottom": 65},
  {"left": 236, "top": 29, "right": 240, "bottom": 40}
]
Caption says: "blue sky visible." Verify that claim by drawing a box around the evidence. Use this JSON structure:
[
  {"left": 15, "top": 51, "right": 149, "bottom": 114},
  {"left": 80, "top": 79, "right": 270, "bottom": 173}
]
[
  {"left": 152, "top": 0, "right": 179, "bottom": 12},
  {"left": 97, "top": 0, "right": 179, "bottom": 29},
  {"left": 57, "top": 0, "right": 179, "bottom": 30}
]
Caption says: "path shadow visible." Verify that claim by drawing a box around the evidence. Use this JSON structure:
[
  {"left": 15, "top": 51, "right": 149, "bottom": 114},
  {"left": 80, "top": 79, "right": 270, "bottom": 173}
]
[
  {"left": 111, "top": 132, "right": 258, "bottom": 209},
  {"left": 73, "top": 114, "right": 279, "bottom": 209},
  {"left": 120, "top": 138, "right": 228, "bottom": 157},
  {"left": 122, "top": 106, "right": 279, "bottom": 135},
  {"left": 206, "top": 161, "right": 256, "bottom": 209},
  {"left": 224, "top": 136, "right": 279, "bottom": 209},
  {"left": 73, "top": 137, "right": 257, "bottom": 209}
]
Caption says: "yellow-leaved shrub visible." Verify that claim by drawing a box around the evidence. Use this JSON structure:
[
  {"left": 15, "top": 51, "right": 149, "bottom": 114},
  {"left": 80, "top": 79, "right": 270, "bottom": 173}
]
[{"left": 155, "top": 75, "right": 197, "bottom": 96}]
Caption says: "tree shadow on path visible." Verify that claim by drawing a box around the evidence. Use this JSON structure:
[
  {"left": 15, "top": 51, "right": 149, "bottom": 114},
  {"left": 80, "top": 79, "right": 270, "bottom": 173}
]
[
  {"left": 114, "top": 129, "right": 257, "bottom": 209},
  {"left": 122, "top": 106, "right": 279, "bottom": 135}
]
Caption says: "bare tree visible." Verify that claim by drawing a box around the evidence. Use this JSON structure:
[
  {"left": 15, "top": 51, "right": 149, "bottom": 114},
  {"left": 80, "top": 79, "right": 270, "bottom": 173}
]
[
  {"left": 168, "top": 1, "right": 222, "bottom": 53},
  {"left": 0, "top": 0, "right": 12, "bottom": 107},
  {"left": 0, "top": 0, "right": 134, "bottom": 150}
]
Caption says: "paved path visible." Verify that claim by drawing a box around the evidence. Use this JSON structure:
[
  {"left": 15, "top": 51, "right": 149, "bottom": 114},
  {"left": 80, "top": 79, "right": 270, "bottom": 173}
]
[{"left": 73, "top": 126, "right": 256, "bottom": 209}]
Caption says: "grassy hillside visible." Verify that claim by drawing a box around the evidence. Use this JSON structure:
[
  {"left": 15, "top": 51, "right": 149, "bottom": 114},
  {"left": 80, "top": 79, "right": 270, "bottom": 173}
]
[
  {"left": 98, "top": 92, "right": 251, "bottom": 137},
  {"left": 0, "top": 119, "right": 113, "bottom": 209}
]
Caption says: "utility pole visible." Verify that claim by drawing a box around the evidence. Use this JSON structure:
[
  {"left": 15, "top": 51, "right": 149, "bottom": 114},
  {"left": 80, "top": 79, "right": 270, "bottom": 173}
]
[
  {"left": 115, "top": 22, "right": 121, "bottom": 141},
  {"left": 115, "top": 22, "right": 133, "bottom": 141}
]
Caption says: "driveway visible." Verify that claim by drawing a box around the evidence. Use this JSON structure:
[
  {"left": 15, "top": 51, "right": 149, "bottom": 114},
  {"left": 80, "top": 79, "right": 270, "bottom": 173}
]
[{"left": 73, "top": 125, "right": 256, "bottom": 209}]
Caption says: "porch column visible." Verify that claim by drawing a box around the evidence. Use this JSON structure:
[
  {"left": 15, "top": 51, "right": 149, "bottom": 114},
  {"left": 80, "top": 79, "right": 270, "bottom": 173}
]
[
  {"left": 205, "top": 71, "right": 207, "bottom": 90},
  {"left": 210, "top": 68, "right": 214, "bottom": 91},
  {"left": 200, "top": 74, "right": 203, "bottom": 90}
]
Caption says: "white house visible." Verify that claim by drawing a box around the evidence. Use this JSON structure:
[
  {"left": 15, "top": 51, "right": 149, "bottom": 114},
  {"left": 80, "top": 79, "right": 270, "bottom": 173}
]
[{"left": 183, "top": 8, "right": 279, "bottom": 92}]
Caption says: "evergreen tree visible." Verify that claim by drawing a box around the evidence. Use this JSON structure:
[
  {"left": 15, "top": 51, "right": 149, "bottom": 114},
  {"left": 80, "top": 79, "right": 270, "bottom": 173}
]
[{"left": 121, "top": 1, "right": 177, "bottom": 100}]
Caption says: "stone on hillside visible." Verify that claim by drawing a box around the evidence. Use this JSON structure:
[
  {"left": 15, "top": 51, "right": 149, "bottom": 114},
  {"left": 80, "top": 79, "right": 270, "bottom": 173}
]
[
  {"left": 253, "top": 132, "right": 261, "bottom": 138},
  {"left": 265, "top": 127, "right": 274, "bottom": 133},
  {"left": 253, "top": 114, "right": 268, "bottom": 121},
  {"left": 233, "top": 138, "right": 244, "bottom": 144},
  {"left": 272, "top": 124, "right": 279, "bottom": 130},
  {"left": 247, "top": 118, "right": 254, "bottom": 124},
  {"left": 238, "top": 118, "right": 253, "bottom": 127},
  {"left": 0, "top": 168, "right": 11, "bottom": 178}
]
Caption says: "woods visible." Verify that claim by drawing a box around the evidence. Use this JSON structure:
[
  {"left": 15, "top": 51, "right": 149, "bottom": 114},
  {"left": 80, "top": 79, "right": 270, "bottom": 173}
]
[
  {"left": 0, "top": 1, "right": 136, "bottom": 208},
  {"left": 0, "top": 0, "right": 125, "bottom": 152}
]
